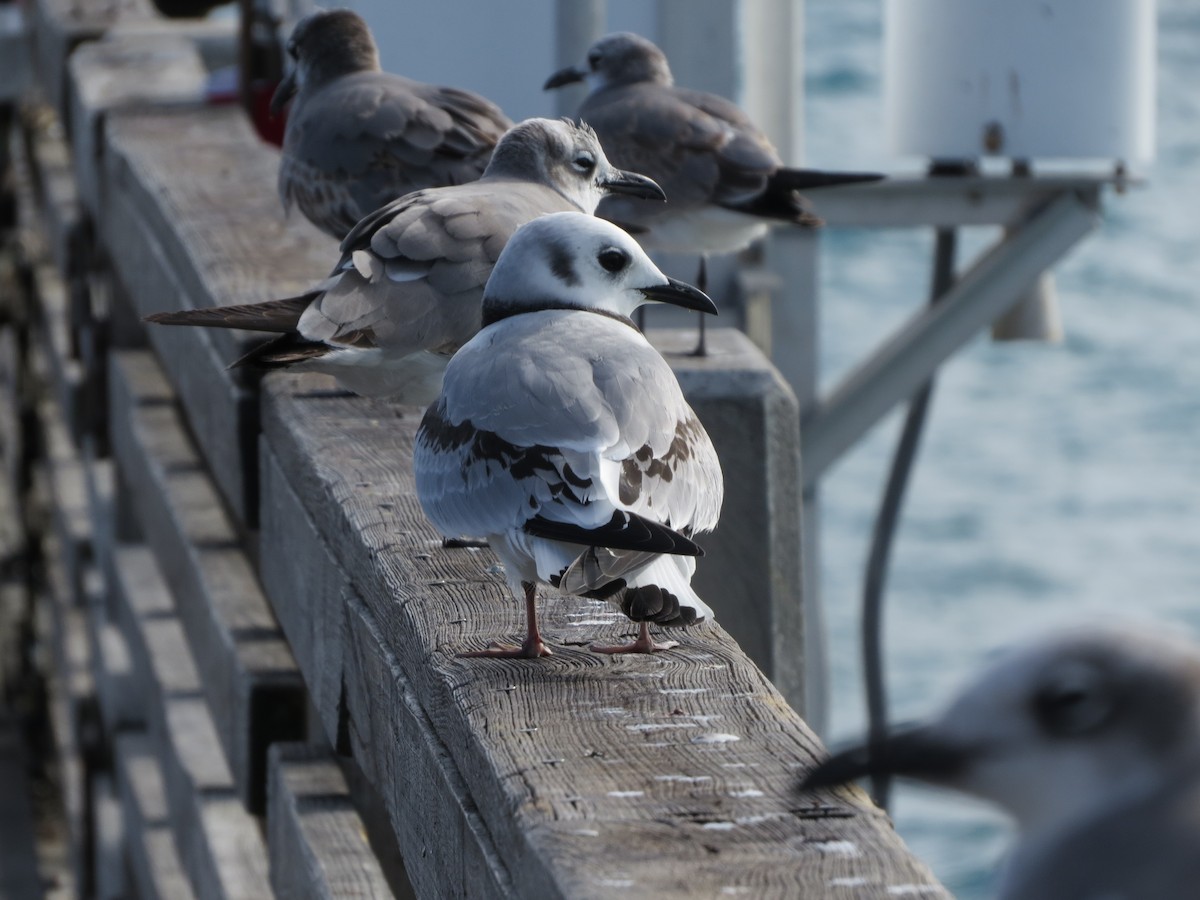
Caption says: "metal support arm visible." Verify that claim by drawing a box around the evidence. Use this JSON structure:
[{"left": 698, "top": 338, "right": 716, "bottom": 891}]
[{"left": 801, "top": 190, "right": 1100, "bottom": 488}]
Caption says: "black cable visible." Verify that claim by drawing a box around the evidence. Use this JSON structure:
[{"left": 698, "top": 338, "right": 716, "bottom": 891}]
[{"left": 862, "top": 226, "right": 957, "bottom": 810}]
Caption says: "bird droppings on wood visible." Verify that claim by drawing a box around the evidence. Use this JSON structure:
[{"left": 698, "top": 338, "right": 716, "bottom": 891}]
[
  {"left": 809, "top": 840, "right": 862, "bottom": 857},
  {"left": 692, "top": 733, "right": 742, "bottom": 744}
]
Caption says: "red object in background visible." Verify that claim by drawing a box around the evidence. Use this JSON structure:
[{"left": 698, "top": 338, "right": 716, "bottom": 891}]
[
  {"left": 248, "top": 79, "right": 287, "bottom": 146},
  {"left": 205, "top": 67, "right": 287, "bottom": 147}
]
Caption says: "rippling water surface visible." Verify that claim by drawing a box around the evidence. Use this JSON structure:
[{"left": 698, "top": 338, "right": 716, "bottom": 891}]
[{"left": 805, "top": 2, "right": 1200, "bottom": 896}]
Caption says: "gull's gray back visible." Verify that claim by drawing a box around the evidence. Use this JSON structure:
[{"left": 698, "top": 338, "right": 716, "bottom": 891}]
[
  {"left": 297, "top": 179, "right": 580, "bottom": 357},
  {"left": 415, "top": 310, "right": 723, "bottom": 543}
]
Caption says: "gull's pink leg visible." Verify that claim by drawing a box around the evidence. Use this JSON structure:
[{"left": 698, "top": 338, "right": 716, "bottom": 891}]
[
  {"left": 459, "top": 582, "right": 553, "bottom": 658},
  {"left": 591, "top": 620, "right": 679, "bottom": 655}
]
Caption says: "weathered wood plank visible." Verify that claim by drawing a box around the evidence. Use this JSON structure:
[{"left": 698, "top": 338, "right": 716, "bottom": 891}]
[
  {"left": 267, "top": 743, "right": 394, "bottom": 900},
  {"left": 100, "top": 105, "right": 332, "bottom": 526},
  {"left": 21, "top": 104, "right": 81, "bottom": 282},
  {"left": 649, "top": 327, "right": 805, "bottom": 709},
  {"left": 92, "top": 771, "right": 127, "bottom": 900},
  {"left": 82, "top": 449, "right": 114, "bottom": 588},
  {"left": 258, "top": 444, "right": 349, "bottom": 746},
  {"left": 107, "top": 544, "right": 273, "bottom": 900},
  {"left": 38, "top": 531, "right": 93, "bottom": 900},
  {"left": 67, "top": 34, "right": 207, "bottom": 218},
  {"left": 28, "top": 0, "right": 155, "bottom": 123},
  {"left": 108, "top": 350, "right": 306, "bottom": 811},
  {"left": 259, "top": 372, "right": 948, "bottom": 899},
  {"left": 0, "top": 713, "right": 45, "bottom": 899},
  {"left": 114, "top": 732, "right": 198, "bottom": 900},
  {"left": 36, "top": 392, "right": 90, "bottom": 604},
  {"left": 32, "top": 261, "right": 87, "bottom": 448},
  {"left": 85, "top": 566, "right": 143, "bottom": 737}
]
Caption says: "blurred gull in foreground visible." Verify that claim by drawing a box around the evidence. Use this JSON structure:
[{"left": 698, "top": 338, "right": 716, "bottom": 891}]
[
  {"left": 147, "top": 119, "right": 663, "bottom": 403},
  {"left": 414, "top": 213, "right": 722, "bottom": 658},
  {"left": 545, "top": 32, "right": 881, "bottom": 352},
  {"left": 800, "top": 626, "right": 1200, "bottom": 900},
  {"left": 272, "top": 8, "right": 513, "bottom": 239}
]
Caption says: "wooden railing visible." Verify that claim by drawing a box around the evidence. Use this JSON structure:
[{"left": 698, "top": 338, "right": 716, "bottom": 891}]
[{"left": 0, "top": 2, "right": 949, "bottom": 897}]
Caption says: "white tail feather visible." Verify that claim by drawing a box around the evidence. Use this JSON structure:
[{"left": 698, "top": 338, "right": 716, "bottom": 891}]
[{"left": 624, "top": 555, "right": 713, "bottom": 622}]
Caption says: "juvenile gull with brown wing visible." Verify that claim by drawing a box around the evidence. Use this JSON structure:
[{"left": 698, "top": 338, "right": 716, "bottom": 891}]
[
  {"left": 147, "top": 118, "right": 664, "bottom": 403},
  {"left": 546, "top": 32, "right": 882, "bottom": 352},
  {"left": 272, "top": 8, "right": 513, "bottom": 239}
]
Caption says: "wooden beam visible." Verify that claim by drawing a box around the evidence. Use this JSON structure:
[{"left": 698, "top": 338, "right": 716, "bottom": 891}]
[
  {"left": 100, "top": 106, "right": 332, "bottom": 528},
  {"left": 115, "top": 732, "right": 198, "bottom": 900},
  {"left": 267, "top": 743, "right": 395, "bottom": 899},
  {"left": 108, "top": 351, "right": 306, "bottom": 811},
  {"left": 258, "top": 371, "right": 948, "bottom": 898},
  {"left": 107, "top": 544, "right": 273, "bottom": 899}
]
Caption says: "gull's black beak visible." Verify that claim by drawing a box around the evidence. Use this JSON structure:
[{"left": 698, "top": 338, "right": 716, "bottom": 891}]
[
  {"left": 774, "top": 168, "right": 886, "bottom": 191},
  {"left": 601, "top": 168, "right": 667, "bottom": 202},
  {"left": 640, "top": 278, "right": 718, "bottom": 316},
  {"left": 544, "top": 65, "right": 586, "bottom": 91},
  {"left": 269, "top": 69, "right": 298, "bottom": 118},
  {"left": 798, "top": 726, "right": 972, "bottom": 792}
]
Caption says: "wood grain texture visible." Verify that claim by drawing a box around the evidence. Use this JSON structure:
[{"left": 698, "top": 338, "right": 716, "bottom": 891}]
[
  {"left": 647, "top": 327, "right": 806, "bottom": 712},
  {"left": 107, "top": 544, "right": 272, "bottom": 900},
  {"left": 267, "top": 743, "right": 393, "bottom": 900},
  {"left": 115, "top": 732, "right": 198, "bottom": 900},
  {"left": 259, "top": 372, "right": 949, "bottom": 899},
  {"left": 29, "top": 0, "right": 156, "bottom": 122},
  {"left": 108, "top": 350, "right": 306, "bottom": 812},
  {"left": 66, "top": 34, "right": 207, "bottom": 218},
  {"left": 99, "top": 105, "right": 332, "bottom": 526}
]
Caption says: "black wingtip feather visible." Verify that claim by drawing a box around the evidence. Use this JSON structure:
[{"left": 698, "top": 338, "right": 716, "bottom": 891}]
[
  {"left": 524, "top": 510, "right": 703, "bottom": 556},
  {"left": 229, "top": 334, "right": 331, "bottom": 370},
  {"left": 144, "top": 295, "right": 313, "bottom": 334}
]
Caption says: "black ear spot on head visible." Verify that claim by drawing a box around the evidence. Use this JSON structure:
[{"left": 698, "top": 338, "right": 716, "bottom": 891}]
[
  {"left": 598, "top": 247, "right": 630, "bottom": 274},
  {"left": 547, "top": 240, "right": 581, "bottom": 287}
]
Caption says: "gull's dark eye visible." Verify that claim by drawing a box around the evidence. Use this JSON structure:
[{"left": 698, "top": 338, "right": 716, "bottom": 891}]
[
  {"left": 587, "top": 50, "right": 601, "bottom": 69},
  {"left": 572, "top": 153, "right": 596, "bottom": 174},
  {"left": 1032, "top": 661, "right": 1112, "bottom": 738},
  {"left": 598, "top": 247, "right": 629, "bottom": 274}
]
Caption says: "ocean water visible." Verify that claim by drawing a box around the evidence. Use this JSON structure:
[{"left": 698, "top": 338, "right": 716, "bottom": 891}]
[{"left": 805, "top": 1, "right": 1200, "bottom": 896}]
